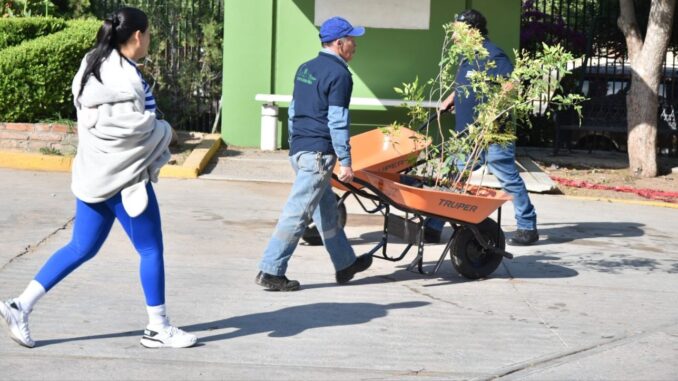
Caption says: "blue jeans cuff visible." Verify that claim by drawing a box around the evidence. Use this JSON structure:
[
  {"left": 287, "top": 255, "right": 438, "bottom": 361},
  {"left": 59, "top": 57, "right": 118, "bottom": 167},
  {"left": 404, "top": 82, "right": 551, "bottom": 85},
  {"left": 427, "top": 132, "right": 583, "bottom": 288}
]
[{"left": 258, "top": 262, "right": 286, "bottom": 276}]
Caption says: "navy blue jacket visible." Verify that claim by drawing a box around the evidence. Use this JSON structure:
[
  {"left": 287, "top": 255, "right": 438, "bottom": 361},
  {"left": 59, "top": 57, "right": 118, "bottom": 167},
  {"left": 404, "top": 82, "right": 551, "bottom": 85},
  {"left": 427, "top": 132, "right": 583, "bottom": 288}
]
[
  {"left": 454, "top": 39, "right": 514, "bottom": 132},
  {"left": 289, "top": 52, "right": 352, "bottom": 163}
]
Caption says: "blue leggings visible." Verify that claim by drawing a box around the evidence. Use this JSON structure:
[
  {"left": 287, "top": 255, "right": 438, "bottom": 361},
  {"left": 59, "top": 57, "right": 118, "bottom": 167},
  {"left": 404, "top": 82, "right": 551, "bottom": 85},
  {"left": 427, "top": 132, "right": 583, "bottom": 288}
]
[{"left": 34, "top": 183, "right": 165, "bottom": 306}]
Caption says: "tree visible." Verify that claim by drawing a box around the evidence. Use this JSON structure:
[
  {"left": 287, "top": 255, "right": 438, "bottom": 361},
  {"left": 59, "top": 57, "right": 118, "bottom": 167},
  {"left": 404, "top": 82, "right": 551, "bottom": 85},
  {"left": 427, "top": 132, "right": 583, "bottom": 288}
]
[
  {"left": 618, "top": 0, "right": 676, "bottom": 177},
  {"left": 395, "top": 22, "right": 583, "bottom": 191}
]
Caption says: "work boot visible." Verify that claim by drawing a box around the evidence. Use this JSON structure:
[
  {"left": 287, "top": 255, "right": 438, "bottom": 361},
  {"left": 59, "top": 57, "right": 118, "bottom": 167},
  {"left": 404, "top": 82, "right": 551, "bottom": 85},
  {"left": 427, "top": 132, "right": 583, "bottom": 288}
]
[
  {"left": 507, "top": 229, "right": 539, "bottom": 246},
  {"left": 336, "top": 254, "right": 373, "bottom": 284},
  {"left": 255, "top": 271, "right": 301, "bottom": 291}
]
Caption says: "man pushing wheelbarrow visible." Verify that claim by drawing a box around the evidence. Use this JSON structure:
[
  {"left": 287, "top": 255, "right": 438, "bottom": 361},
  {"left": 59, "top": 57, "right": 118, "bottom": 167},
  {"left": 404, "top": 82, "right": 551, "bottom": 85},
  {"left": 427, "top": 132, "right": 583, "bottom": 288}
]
[
  {"left": 255, "top": 16, "right": 373, "bottom": 291},
  {"left": 260, "top": 11, "right": 583, "bottom": 285}
]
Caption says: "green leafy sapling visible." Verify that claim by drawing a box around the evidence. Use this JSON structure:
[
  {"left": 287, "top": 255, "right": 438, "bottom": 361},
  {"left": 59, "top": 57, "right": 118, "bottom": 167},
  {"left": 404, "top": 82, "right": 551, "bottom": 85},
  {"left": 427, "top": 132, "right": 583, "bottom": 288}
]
[{"left": 395, "top": 20, "right": 585, "bottom": 193}]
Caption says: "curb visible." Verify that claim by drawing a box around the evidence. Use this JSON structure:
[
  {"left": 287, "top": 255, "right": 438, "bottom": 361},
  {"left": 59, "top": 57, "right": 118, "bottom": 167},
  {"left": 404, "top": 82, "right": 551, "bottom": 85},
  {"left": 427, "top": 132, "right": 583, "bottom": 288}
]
[
  {"left": 0, "top": 151, "right": 73, "bottom": 172},
  {"left": 563, "top": 195, "right": 678, "bottom": 209},
  {"left": 0, "top": 133, "right": 222, "bottom": 179},
  {"left": 160, "top": 133, "right": 222, "bottom": 178}
]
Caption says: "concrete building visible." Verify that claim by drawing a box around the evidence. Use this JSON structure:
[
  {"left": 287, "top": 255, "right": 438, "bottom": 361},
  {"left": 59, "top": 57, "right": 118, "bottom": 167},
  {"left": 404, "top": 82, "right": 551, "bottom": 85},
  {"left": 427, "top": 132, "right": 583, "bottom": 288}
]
[{"left": 221, "top": 0, "right": 521, "bottom": 148}]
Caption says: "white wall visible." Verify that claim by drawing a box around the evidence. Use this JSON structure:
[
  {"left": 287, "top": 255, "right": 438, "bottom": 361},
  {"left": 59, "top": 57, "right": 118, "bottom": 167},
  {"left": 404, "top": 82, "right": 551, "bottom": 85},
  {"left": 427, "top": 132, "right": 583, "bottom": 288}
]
[{"left": 314, "top": 0, "right": 431, "bottom": 30}]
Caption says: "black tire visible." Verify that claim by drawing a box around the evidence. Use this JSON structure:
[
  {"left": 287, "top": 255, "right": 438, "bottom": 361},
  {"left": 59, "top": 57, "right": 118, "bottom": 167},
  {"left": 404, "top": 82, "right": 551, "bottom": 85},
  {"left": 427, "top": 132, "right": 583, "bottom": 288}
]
[
  {"left": 301, "top": 194, "right": 347, "bottom": 245},
  {"left": 450, "top": 218, "right": 505, "bottom": 279}
]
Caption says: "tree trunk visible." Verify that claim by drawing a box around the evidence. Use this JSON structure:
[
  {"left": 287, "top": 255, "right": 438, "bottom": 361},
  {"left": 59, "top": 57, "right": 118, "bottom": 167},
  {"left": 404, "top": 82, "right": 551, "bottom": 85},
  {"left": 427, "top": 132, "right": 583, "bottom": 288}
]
[
  {"left": 626, "top": 74, "right": 658, "bottom": 176},
  {"left": 618, "top": 0, "right": 676, "bottom": 177}
]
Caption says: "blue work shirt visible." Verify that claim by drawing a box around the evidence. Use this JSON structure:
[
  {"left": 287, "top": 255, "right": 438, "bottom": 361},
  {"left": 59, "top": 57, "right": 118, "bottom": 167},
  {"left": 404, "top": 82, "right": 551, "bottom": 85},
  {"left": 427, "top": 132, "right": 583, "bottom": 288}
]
[
  {"left": 289, "top": 50, "right": 352, "bottom": 166},
  {"left": 454, "top": 39, "right": 514, "bottom": 132}
]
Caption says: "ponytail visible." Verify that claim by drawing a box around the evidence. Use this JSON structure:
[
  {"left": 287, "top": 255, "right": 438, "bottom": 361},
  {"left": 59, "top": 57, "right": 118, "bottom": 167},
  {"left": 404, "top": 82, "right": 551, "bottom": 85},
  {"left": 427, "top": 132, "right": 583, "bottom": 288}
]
[{"left": 78, "top": 7, "right": 148, "bottom": 98}]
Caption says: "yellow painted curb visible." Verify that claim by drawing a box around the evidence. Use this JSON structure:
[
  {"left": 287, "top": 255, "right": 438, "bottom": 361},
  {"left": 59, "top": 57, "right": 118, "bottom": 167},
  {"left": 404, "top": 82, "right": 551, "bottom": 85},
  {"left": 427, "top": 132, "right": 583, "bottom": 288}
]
[
  {"left": 564, "top": 195, "right": 678, "bottom": 209},
  {"left": 0, "top": 133, "right": 222, "bottom": 179},
  {"left": 160, "top": 133, "right": 222, "bottom": 179},
  {"left": 0, "top": 151, "right": 73, "bottom": 172}
]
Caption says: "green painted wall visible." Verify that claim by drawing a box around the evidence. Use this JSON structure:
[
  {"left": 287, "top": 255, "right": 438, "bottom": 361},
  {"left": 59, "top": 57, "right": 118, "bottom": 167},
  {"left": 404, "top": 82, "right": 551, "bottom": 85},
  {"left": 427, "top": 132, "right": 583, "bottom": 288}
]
[
  {"left": 222, "top": 0, "right": 521, "bottom": 147},
  {"left": 474, "top": 0, "right": 521, "bottom": 60},
  {"left": 221, "top": 1, "right": 274, "bottom": 147}
]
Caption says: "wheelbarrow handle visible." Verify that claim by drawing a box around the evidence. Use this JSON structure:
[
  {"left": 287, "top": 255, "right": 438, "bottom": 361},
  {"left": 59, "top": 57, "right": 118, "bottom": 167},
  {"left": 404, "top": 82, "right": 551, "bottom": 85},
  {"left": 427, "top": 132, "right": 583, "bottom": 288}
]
[
  {"left": 416, "top": 112, "right": 440, "bottom": 132},
  {"left": 332, "top": 173, "right": 371, "bottom": 189}
]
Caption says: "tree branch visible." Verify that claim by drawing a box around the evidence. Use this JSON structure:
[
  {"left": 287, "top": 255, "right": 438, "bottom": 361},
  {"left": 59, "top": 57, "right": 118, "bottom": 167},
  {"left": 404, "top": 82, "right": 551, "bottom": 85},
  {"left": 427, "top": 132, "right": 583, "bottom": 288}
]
[
  {"left": 618, "top": 0, "right": 644, "bottom": 60},
  {"left": 639, "top": 0, "right": 676, "bottom": 77}
]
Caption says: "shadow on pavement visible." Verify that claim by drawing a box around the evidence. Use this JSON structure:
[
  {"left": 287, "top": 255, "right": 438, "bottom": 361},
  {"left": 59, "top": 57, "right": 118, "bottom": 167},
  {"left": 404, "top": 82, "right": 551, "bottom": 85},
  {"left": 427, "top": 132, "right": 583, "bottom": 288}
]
[
  {"left": 38, "top": 329, "right": 143, "bottom": 347},
  {"left": 514, "top": 252, "right": 677, "bottom": 275},
  {"left": 185, "top": 301, "right": 429, "bottom": 342},
  {"left": 350, "top": 222, "right": 645, "bottom": 248},
  {"left": 537, "top": 222, "right": 645, "bottom": 244},
  {"left": 305, "top": 253, "right": 579, "bottom": 291},
  {"left": 37, "top": 301, "right": 429, "bottom": 347},
  {"left": 498, "top": 254, "right": 579, "bottom": 278}
]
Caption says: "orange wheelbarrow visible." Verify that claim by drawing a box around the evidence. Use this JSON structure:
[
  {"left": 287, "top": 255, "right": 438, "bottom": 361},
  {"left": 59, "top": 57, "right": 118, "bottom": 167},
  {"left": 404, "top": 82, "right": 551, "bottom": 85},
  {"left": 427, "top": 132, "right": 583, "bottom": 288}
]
[
  {"left": 303, "top": 118, "right": 514, "bottom": 279},
  {"left": 344, "top": 170, "right": 513, "bottom": 279},
  {"left": 301, "top": 122, "right": 429, "bottom": 245}
]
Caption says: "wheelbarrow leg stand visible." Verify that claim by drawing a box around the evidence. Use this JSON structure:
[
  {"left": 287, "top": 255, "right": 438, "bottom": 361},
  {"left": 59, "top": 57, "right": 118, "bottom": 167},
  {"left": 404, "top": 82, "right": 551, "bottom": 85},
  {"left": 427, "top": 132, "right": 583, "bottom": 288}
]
[
  {"left": 405, "top": 222, "right": 425, "bottom": 273},
  {"left": 368, "top": 204, "right": 415, "bottom": 261},
  {"left": 406, "top": 217, "right": 450, "bottom": 276},
  {"left": 362, "top": 204, "right": 392, "bottom": 257}
]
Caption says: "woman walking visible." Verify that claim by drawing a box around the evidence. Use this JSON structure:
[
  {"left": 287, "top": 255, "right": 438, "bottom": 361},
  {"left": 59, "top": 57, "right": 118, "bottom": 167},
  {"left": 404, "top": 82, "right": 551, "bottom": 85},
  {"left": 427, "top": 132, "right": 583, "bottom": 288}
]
[{"left": 0, "top": 7, "right": 196, "bottom": 348}]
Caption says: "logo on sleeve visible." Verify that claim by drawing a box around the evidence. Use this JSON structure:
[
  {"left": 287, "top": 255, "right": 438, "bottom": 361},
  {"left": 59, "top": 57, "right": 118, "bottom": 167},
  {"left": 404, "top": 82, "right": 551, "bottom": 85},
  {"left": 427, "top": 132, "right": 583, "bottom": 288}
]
[{"left": 296, "top": 68, "right": 317, "bottom": 85}]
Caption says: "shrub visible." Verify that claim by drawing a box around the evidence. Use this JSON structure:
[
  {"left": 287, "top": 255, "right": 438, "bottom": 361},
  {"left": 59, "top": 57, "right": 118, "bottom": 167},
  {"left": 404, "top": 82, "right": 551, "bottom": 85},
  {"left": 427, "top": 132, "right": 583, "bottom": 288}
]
[
  {"left": 1, "top": 0, "right": 56, "bottom": 18},
  {"left": 0, "top": 18, "right": 100, "bottom": 122},
  {"left": 0, "top": 17, "right": 67, "bottom": 50}
]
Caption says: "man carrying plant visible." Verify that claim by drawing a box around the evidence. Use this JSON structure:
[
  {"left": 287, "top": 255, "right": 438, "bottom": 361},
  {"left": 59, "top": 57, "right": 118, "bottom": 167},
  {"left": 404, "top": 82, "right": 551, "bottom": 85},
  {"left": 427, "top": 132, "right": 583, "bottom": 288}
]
[
  {"left": 431, "top": 9, "right": 539, "bottom": 246},
  {"left": 255, "top": 16, "right": 373, "bottom": 291}
]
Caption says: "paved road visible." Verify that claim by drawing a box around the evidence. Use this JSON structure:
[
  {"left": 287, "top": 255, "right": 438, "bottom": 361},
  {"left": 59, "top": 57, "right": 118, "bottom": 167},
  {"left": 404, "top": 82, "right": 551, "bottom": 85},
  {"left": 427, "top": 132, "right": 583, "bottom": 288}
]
[{"left": 1, "top": 168, "right": 677, "bottom": 380}]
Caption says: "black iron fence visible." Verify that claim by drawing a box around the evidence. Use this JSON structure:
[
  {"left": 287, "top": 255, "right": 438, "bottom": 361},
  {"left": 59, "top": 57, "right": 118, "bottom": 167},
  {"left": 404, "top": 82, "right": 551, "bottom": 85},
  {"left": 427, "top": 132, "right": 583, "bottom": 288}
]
[
  {"left": 91, "top": 0, "right": 223, "bottom": 132},
  {"left": 520, "top": 0, "right": 678, "bottom": 154}
]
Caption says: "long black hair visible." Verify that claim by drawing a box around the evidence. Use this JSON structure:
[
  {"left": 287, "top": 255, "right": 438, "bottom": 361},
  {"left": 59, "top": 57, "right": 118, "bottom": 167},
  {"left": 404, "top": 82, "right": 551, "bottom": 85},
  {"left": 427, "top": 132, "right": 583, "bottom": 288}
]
[{"left": 78, "top": 7, "right": 148, "bottom": 97}]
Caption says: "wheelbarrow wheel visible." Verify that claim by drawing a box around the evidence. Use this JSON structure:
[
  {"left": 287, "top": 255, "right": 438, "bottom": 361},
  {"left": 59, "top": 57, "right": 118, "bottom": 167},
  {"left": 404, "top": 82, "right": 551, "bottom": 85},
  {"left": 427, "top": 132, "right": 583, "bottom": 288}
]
[
  {"left": 450, "top": 218, "right": 505, "bottom": 279},
  {"left": 301, "top": 194, "right": 347, "bottom": 246}
]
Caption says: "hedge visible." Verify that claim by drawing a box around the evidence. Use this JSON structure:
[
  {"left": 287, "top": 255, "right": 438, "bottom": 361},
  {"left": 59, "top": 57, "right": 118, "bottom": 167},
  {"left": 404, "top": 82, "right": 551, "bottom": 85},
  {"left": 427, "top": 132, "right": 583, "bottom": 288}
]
[
  {"left": 0, "top": 17, "right": 67, "bottom": 50},
  {"left": 0, "top": 19, "right": 100, "bottom": 122}
]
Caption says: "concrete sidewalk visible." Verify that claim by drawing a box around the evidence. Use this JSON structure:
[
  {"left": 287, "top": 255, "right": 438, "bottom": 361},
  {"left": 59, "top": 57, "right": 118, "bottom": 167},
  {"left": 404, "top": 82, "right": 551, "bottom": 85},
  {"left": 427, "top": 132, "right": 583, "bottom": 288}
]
[
  {"left": 200, "top": 146, "right": 559, "bottom": 193},
  {"left": 1, "top": 168, "right": 677, "bottom": 380}
]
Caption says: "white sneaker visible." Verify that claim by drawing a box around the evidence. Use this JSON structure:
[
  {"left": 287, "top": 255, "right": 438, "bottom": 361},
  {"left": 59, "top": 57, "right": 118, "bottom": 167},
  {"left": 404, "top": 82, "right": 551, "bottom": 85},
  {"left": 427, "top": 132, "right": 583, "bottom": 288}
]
[
  {"left": 140, "top": 325, "right": 197, "bottom": 348},
  {"left": 0, "top": 300, "right": 35, "bottom": 348}
]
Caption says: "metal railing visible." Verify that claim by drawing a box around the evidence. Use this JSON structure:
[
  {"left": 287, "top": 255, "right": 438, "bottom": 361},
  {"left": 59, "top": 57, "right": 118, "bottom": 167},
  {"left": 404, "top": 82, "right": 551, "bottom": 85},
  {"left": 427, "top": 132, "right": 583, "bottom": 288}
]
[
  {"left": 521, "top": 0, "right": 678, "bottom": 154},
  {"left": 91, "top": 0, "right": 223, "bottom": 132}
]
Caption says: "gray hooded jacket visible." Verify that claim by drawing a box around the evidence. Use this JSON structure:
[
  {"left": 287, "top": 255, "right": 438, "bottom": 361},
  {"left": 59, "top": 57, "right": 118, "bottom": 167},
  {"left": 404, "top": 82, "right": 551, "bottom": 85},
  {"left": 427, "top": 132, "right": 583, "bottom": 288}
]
[{"left": 70, "top": 49, "right": 172, "bottom": 204}]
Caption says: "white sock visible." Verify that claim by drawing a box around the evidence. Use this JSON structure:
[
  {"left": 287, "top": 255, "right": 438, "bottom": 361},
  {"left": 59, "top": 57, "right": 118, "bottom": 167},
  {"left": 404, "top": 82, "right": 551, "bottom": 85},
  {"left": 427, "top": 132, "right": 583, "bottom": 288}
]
[
  {"left": 15, "top": 280, "right": 46, "bottom": 313},
  {"left": 146, "top": 304, "right": 170, "bottom": 329}
]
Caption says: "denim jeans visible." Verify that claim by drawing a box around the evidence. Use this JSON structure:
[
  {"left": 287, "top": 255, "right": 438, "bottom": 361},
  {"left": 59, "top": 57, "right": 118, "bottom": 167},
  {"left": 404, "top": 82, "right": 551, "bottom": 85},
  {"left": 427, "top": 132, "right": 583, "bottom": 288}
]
[
  {"left": 427, "top": 142, "right": 537, "bottom": 232},
  {"left": 259, "top": 151, "right": 356, "bottom": 276}
]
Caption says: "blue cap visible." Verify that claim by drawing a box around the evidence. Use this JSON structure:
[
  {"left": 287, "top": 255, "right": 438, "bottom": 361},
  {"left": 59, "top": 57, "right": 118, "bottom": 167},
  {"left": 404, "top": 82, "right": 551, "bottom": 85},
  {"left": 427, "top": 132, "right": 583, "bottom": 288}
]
[{"left": 319, "top": 16, "right": 365, "bottom": 43}]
